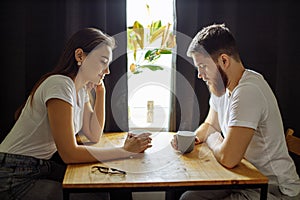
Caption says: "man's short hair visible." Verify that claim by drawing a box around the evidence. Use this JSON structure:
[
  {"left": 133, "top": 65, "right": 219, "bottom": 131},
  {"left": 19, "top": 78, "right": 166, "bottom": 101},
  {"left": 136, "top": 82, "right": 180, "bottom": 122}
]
[{"left": 187, "top": 23, "right": 241, "bottom": 62}]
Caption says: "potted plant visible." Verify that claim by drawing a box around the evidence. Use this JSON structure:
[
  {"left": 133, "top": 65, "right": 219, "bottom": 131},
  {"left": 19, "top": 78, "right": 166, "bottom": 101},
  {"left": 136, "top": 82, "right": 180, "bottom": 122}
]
[{"left": 127, "top": 19, "right": 176, "bottom": 74}]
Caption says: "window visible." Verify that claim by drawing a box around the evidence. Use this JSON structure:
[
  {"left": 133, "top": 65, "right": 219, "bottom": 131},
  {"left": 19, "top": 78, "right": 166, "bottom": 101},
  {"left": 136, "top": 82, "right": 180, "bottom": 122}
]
[{"left": 127, "top": 0, "right": 176, "bottom": 131}]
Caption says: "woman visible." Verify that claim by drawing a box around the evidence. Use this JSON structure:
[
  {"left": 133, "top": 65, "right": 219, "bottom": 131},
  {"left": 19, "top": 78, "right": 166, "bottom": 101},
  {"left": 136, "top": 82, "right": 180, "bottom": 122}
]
[{"left": 0, "top": 28, "right": 152, "bottom": 200}]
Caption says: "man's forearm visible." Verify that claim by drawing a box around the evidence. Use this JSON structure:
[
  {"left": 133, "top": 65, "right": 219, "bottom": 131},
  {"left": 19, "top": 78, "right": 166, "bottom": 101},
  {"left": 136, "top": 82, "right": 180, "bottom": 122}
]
[{"left": 195, "top": 122, "right": 219, "bottom": 143}]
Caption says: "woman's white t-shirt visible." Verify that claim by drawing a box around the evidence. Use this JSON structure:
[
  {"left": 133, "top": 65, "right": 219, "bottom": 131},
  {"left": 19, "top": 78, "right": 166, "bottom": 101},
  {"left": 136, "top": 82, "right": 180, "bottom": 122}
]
[
  {"left": 0, "top": 75, "right": 89, "bottom": 160},
  {"left": 210, "top": 69, "right": 300, "bottom": 196}
]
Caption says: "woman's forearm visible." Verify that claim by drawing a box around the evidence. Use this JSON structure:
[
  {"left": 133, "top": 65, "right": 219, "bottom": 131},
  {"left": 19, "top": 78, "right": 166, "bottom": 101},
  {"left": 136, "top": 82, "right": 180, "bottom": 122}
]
[
  {"left": 84, "top": 87, "right": 106, "bottom": 143},
  {"left": 62, "top": 133, "right": 151, "bottom": 164},
  {"left": 90, "top": 89, "right": 105, "bottom": 136},
  {"left": 62, "top": 145, "right": 133, "bottom": 164}
]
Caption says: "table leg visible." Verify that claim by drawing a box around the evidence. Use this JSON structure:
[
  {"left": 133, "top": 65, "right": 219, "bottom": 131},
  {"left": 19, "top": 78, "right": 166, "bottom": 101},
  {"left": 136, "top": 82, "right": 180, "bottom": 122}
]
[
  {"left": 110, "top": 190, "right": 133, "bottom": 200},
  {"left": 260, "top": 184, "right": 268, "bottom": 200},
  {"left": 166, "top": 189, "right": 185, "bottom": 200},
  {"left": 63, "top": 189, "right": 70, "bottom": 200}
]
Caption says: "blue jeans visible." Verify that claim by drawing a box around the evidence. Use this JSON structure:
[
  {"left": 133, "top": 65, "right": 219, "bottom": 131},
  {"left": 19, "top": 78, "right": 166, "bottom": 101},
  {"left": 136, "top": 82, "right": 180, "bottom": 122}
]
[
  {"left": 179, "top": 186, "right": 300, "bottom": 200},
  {"left": 0, "top": 152, "right": 66, "bottom": 200}
]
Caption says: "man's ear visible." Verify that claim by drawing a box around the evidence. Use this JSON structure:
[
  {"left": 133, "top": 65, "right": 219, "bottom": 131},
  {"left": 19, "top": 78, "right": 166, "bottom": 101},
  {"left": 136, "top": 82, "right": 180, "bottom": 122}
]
[
  {"left": 219, "top": 54, "right": 230, "bottom": 69},
  {"left": 75, "top": 48, "right": 84, "bottom": 62}
]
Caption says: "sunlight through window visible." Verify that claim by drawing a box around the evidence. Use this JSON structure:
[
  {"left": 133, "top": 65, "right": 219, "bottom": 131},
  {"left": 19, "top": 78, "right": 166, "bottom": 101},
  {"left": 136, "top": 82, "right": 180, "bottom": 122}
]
[{"left": 127, "top": 0, "right": 176, "bottom": 131}]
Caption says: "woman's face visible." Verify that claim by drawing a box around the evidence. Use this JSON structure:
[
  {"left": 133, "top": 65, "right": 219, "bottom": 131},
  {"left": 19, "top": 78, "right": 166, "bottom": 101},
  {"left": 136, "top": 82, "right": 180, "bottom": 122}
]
[{"left": 80, "top": 44, "right": 112, "bottom": 85}]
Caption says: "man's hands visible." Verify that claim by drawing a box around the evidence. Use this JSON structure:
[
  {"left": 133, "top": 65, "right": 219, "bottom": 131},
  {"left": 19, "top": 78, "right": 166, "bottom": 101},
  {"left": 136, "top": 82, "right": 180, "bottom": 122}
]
[
  {"left": 171, "top": 135, "right": 201, "bottom": 150},
  {"left": 206, "top": 131, "right": 223, "bottom": 150}
]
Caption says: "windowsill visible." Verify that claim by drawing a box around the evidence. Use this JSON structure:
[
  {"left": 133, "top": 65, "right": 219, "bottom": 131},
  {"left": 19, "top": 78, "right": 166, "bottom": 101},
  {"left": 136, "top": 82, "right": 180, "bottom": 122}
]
[{"left": 129, "top": 106, "right": 170, "bottom": 131}]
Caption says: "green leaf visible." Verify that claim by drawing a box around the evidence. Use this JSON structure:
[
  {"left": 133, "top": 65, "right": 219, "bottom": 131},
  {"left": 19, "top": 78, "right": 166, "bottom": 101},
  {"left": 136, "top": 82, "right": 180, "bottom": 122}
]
[
  {"left": 140, "top": 65, "right": 164, "bottom": 71},
  {"left": 149, "top": 25, "right": 166, "bottom": 44},
  {"left": 144, "top": 49, "right": 161, "bottom": 62},
  {"left": 159, "top": 49, "right": 172, "bottom": 54},
  {"left": 133, "top": 21, "right": 144, "bottom": 49},
  {"left": 133, "top": 70, "right": 142, "bottom": 74},
  {"left": 150, "top": 20, "right": 162, "bottom": 35},
  {"left": 144, "top": 49, "right": 172, "bottom": 62},
  {"left": 127, "top": 29, "right": 135, "bottom": 50},
  {"left": 144, "top": 49, "right": 157, "bottom": 59}
]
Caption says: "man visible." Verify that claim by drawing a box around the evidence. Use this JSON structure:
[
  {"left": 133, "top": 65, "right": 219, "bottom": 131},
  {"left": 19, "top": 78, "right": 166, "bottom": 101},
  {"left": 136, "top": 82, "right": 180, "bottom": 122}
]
[{"left": 179, "top": 24, "right": 300, "bottom": 199}]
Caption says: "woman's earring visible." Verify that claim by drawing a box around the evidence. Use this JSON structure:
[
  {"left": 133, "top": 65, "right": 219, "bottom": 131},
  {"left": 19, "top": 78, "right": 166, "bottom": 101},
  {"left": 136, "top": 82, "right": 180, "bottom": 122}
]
[{"left": 77, "top": 61, "right": 82, "bottom": 66}]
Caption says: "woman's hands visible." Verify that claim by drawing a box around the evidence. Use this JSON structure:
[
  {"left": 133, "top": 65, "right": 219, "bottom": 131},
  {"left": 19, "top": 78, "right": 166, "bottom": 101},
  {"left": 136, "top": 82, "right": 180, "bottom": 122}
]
[
  {"left": 86, "top": 81, "right": 105, "bottom": 94},
  {"left": 123, "top": 132, "right": 152, "bottom": 153}
]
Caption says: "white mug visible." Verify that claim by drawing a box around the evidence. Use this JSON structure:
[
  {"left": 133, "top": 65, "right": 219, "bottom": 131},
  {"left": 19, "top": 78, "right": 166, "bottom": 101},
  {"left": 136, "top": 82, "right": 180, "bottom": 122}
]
[{"left": 176, "top": 131, "right": 196, "bottom": 154}]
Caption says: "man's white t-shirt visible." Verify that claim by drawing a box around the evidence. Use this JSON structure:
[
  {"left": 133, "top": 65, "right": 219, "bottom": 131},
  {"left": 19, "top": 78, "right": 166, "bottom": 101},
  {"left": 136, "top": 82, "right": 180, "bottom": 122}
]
[
  {"left": 210, "top": 69, "right": 300, "bottom": 196},
  {"left": 0, "top": 75, "right": 89, "bottom": 160}
]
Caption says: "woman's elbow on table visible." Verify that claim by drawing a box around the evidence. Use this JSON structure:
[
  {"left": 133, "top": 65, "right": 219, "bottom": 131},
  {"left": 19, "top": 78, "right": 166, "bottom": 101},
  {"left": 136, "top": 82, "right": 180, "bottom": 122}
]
[
  {"left": 81, "top": 129, "right": 103, "bottom": 144},
  {"left": 57, "top": 150, "right": 78, "bottom": 164},
  {"left": 56, "top": 144, "right": 85, "bottom": 164}
]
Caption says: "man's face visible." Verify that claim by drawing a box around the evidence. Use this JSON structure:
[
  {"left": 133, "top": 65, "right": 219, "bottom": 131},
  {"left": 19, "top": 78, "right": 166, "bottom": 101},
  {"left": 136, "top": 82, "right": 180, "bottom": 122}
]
[{"left": 192, "top": 52, "right": 227, "bottom": 96}]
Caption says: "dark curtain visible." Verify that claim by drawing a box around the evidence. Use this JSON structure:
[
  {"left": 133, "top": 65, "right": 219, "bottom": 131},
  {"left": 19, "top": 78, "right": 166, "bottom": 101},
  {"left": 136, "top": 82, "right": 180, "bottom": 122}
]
[
  {"left": 175, "top": 0, "right": 300, "bottom": 137},
  {"left": 2, "top": 0, "right": 300, "bottom": 140},
  {"left": 63, "top": 0, "right": 128, "bottom": 132},
  {"left": 0, "top": 0, "right": 128, "bottom": 142}
]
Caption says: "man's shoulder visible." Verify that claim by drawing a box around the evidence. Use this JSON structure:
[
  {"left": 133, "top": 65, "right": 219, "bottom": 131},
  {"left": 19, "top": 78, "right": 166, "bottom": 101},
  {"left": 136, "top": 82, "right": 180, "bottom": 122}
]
[
  {"left": 242, "top": 69, "right": 264, "bottom": 82},
  {"left": 237, "top": 69, "right": 268, "bottom": 91}
]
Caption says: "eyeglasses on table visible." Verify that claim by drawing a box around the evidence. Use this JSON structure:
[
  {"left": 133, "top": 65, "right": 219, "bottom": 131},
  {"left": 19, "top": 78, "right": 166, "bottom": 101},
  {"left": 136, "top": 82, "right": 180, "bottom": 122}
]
[{"left": 91, "top": 166, "right": 127, "bottom": 175}]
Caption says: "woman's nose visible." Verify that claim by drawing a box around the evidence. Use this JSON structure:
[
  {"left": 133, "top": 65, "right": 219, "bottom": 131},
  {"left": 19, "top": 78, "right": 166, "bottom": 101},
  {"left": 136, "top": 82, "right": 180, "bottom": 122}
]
[
  {"left": 197, "top": 70, "right": 204, "bottom": 79},
  {"left": 104, "top": 67, "right": 110, "bottom": 75},
  {"left": 198, "top": 70, "right": 202, "bottom": 79}
]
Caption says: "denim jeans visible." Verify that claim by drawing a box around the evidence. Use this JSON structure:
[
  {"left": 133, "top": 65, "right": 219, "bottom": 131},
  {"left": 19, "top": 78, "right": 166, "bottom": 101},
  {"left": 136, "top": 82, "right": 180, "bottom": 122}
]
[
  {"left": 0, "top": 152, "right": 66, "bottom": 200},
  {"left": 179, "top": 185, "right": 300, "bottom": 200}
]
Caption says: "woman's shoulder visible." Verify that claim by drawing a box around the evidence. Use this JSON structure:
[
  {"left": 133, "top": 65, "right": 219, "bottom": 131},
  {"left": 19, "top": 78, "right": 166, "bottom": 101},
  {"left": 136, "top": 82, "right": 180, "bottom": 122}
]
[
  {"left": 38, "top": 75, "right": 76, "bottom": 105},
  {"left": 44, "top": 74, "right": 74, "bottom": 84},
  {"left": 39, "top": 74, "right": 76, "bottom": 95}
]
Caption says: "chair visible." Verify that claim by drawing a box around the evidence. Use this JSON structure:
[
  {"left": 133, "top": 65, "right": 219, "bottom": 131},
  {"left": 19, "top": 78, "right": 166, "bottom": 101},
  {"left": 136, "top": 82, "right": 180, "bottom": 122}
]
[
  {"left": 286, "top": 128, "right": 300, "bottom": 176},
  {"left": 285, "top": 128, "right": 300, "bottom": 156}
]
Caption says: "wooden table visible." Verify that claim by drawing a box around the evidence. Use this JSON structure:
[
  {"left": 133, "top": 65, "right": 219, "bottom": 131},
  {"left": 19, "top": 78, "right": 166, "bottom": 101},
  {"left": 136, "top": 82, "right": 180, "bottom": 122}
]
[{"left": 63, "top": 132, "right": 268, "bottom": 200}]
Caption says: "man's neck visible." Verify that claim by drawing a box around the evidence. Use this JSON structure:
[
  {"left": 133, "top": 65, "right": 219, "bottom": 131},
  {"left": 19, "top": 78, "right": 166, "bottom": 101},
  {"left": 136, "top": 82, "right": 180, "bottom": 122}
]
[{"left": 227, "top": 63, "right": 245, "bottom": 94}]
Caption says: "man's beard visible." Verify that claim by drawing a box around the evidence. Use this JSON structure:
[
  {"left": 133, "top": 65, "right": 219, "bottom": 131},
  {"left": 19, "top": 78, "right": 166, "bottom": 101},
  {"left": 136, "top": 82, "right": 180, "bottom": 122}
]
[{"left": 208, "top": 64, "right": 228, "bottom": 97}]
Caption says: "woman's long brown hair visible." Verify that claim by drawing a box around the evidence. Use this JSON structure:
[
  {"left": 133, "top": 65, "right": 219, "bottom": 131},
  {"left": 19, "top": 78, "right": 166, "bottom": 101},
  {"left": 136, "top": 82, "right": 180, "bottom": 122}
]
[{"left": 15, "top": 28, "right": 115, "bottom": 120}]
